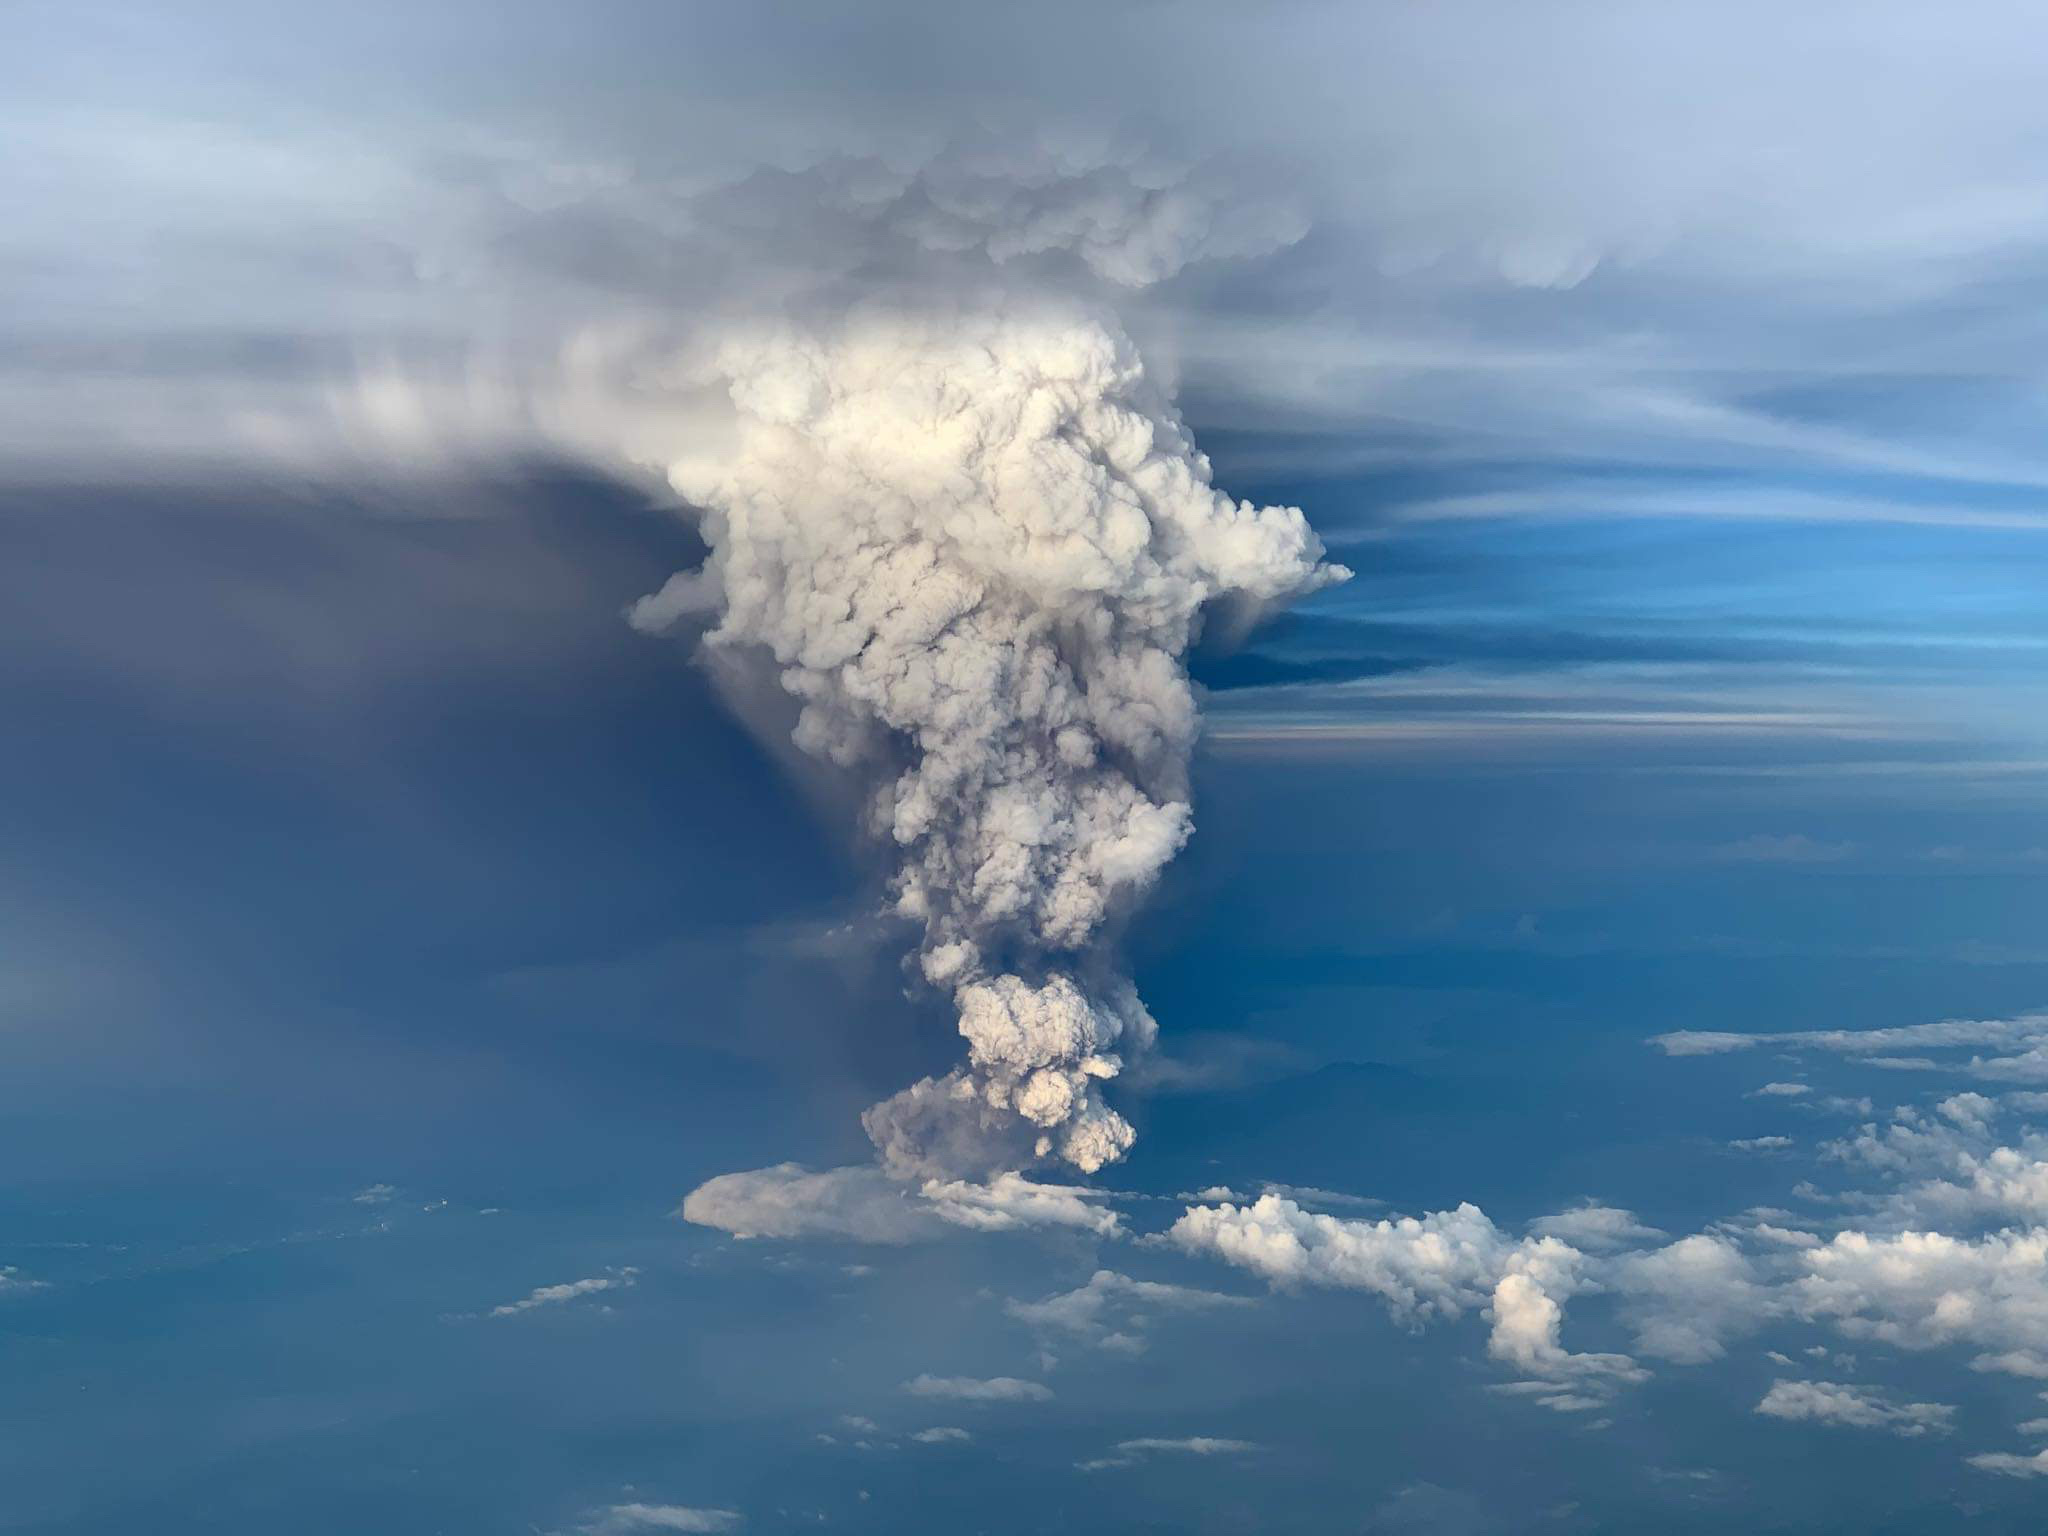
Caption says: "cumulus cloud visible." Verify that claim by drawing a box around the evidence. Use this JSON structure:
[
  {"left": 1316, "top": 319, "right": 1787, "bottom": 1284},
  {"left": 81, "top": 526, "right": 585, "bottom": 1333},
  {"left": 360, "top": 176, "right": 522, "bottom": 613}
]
[
  {"left": 1005, "top": 1267, "right": 1248, "bottom": 1354},
  {"left": 1811, "top": 1096, "right": 2048, "bottom": 1231},
  {"left": 1143, "top": 1072, "right": 2048, "bottom": 1459},
  {"left": 901, "top": 1374, "right": 1053, "bottom": 1403},
  {"left": 1792, "top": 1227, "right": 2048, "bottom": 1373},
  {"left": 1754, "top": 1379, "right": 1954, "bottom": 1437},
  {"left": 1486, "top": 1241, "right": 1648, "bottom": 1406},
  {"left": 1168, "top": 1193, "right": 1641, "bottom": 1405},
  {"left": 1168, "top": 1196, "right": 1509, "bottom": 1320},
  {"left": 489, "top": 1268, "right": 638, "bottom": 1318},
  {"left": 1884, "top": 1146, "right": 2048, "bottom": 1229},
  {"left": 909, "top": 1426, "right": 972, "bottom": 1444}
]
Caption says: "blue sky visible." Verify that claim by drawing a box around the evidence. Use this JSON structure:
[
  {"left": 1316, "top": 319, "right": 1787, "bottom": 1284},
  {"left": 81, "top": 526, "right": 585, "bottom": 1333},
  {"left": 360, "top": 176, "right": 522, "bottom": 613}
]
[{"left": 8, "top": 5, "right": 2048, "bottom": 1533}]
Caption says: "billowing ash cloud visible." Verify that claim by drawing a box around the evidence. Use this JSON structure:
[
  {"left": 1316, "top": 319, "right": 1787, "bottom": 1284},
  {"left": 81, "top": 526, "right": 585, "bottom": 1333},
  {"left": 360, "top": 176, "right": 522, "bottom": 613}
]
[
  {"left": 7, "top": 99, "right": 1348, "bottom": 1186},
  {"left": 67, "top": 128, "right": 1346, "bottom": 1191},
  {"left": 76, "top": 129, "right": 1345, "bottom": 1195},
  {"left": 637, "top": 223, "right": 1344, "bottom": 1177}
]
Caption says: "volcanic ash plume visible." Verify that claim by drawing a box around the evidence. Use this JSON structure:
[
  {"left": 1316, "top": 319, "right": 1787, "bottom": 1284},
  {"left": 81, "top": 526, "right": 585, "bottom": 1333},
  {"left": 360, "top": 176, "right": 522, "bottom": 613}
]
[{"left": 636, "top": 304, "right": 1344, "bottom": 1176}]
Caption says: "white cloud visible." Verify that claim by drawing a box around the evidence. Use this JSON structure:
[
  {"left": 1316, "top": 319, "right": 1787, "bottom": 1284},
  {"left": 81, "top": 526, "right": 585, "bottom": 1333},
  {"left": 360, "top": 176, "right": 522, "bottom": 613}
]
[
  {"left": 1754, "top": 1379, "right": 1954, "bottom": 1437},
  {"left": 1823, "top": 1102, "right": 1987, "bottom": 1177},
  {"left": 1615, "top": 1235, "right": 1774, "bottom": 1365},
  {"left": 909, "top": 1427, "right": 972, "bottom": 1444},
  {"left": 1747, "top": 1224, "right": 1822, "bottom": 1250},
  {"left": 919, "top": 1173, "right": 1121, "bottom": 1237},
  {"left": 1529, "top": 1205, "right": 1667, "bottom": 1250},
  {"left": 1256, "top": 1182, "right": 1385, "bottom": 1212},
  {"left": 1813, "top": 1098, "right": 2048, "bottom": 1230},
  {"left": 1167, "top": 1196, "right": 1510, "bottom": 1323},
  {"left": 681, "top": 1164, "right": 941, "bottom": 1244},
  {"left": 577, "top": 1506, "right": 741, "bottom": 1534},
  {"left": 1969, "top": 1447, "right": 2048, "bottom": 1479},
  {"left": 1143, "top": 1067, "right": 2048, "bottom": 1461},
  {"left": 1974, "top": 1351, "right": 2048, "bottom": 1379},
  {"left": 678, "top": 1163, "right": 1118, "bottom": 1244},
  {"left": 1889, "top": 1148, "right": 2048, "bottom": 1228},
  {"left": 1141, "top": 1076, "right": 2048, "bottom": 1460},
  {"left": 1939, "top": 1093, "right": 2001, "bottom": 1134},
  {"left": 1750, "top": 1083, "right": 1812, "bottom": 1098},
  {"left": 0, "top": 1266, "right": 48, "bottom": 1295},
  {"left": 1728, "top": 1136, "right": 1794, "bottom": 1152},
  {"left": 1078, "top": 1436, "right": 1257, "bottom": 1471},
  {"left": 1169, "top": 1194, "right": 1640, "bottom": 1404},
  {"left": 489, "top": 1268, "right": 638, "bottom": 1318},
  {"left": 1486, "top": 1240, "right": 1646, "bottom": 1402},
  {"left": 352, "top": 1183, "right": 396, "bottom": 1205},
  {"left": 1793, "top": 1228, "right": 2048, "bottom": 1372},
  {"left": 1652, "top": 1012, "right": 2048, "bottom": 1083},
  {"left": 901, "top": 1375, "right": 1053, "bottom": 1403},
  {"left": 1005, "top": 1268, "right": 1248, "bottom": 1354}
]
